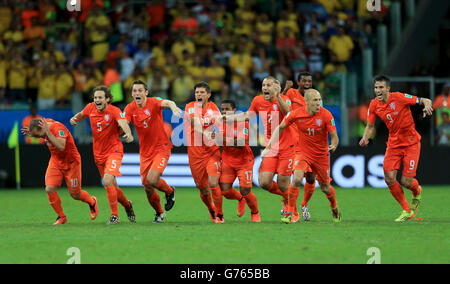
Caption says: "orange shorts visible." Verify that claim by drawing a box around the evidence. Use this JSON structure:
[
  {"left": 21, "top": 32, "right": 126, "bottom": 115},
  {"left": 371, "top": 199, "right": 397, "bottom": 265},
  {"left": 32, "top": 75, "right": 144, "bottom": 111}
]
[
  {"left": 95, "top": 153, "right": 123, "bottom": 178},
  {"left": 220, "top": 160, "right": 254, "bottom": 188},
  {"left": 384, "top": 143, "right": 420, "bottom": 177},
  {"left": 140, "top": 149, "right": 171, "bottom": 186},
  {"left": 260, "top": 156, "right": 294, "bottom": 176},
  {"left": 189, "top": 153, "right": 221, "bottom": 189},
  {"left": 293, "top": 152, "right": 312, "bottom": 172},
  {"left": 296, "top": 156, "right": 331, "bottom": 185},
  {"left": 45, "top": 161, "right": 82, "bottom": 195}
]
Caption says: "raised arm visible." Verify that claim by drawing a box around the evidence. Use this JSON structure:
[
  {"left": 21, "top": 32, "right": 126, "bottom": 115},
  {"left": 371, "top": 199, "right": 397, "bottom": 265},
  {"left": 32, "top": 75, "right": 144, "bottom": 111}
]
[
  {"left": 161, "top": 99, "right": 182, "bottom": 118},
  {"left": 40, "top": 119, "right": 66, "bottom": 151},
  {"left": 70, "top": 112, "right": 87, "bottom": 126}
]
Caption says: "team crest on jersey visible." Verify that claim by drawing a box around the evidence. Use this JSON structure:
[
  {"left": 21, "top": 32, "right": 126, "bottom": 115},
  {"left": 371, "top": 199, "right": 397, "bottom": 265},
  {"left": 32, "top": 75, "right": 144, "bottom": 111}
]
[
  {"left": 104, "top": 114, "right": 110, "bottom": 121},
  {"left": 144, "top": 109, "right": 150, "bottom": 116},
  {"left": 316, "top": 119, "right": 322, "bottom": 127},
  {"left": 207, "top": 109, "right": 213, "bottom": 115},
  {"left": 390, "top": 102, "right": 396, "bottom": 110}
]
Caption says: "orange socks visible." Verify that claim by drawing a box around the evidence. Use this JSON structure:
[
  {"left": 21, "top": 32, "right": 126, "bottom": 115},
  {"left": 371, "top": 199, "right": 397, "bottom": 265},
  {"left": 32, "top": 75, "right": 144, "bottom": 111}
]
[
  {"left": 388, "top": 181, "right": 411, "bottom": 212},
  {"left": 200, "top": 192, "right": 215, "bottom": 212},
  {"left": 268, "top": 181, "right": 288, "bottom": 199},
  {"left": 156, "top": 178, "right": 173, "bottom": 194},
  {"left": 146, "top": 190, "right": 163, "bottom": 214},
  {"left": 78, "top": 190, "right": 95, "bottom": 207},
  {"left": 406, "top": 178, "right": 420, "bottom": 196},
  {"left": 243, "top": 191, "right": 259, "bottom": 214},
  {"left": 301, "top": 182, "right": 315, "bottom": 207},
  {"left": 211, "top": 186, "right": 223, "bottom": 215},
  {"left": 324, "top": 186, "right": 338, "bottom": 208},
  {"left": 105, "top": 185, "right": 119, "bottom": 216},
  {"left": 115, "top": 186, "right": 131, "bottom": 209},
  {"left": 223, "top": 187, "right": 243, "bottom": 200},
  {"left": 47, "top": 191, "right": 65, "bottom": 218},
  {"left": 287, "top": 184, "right": 299, "bottom": 214}
]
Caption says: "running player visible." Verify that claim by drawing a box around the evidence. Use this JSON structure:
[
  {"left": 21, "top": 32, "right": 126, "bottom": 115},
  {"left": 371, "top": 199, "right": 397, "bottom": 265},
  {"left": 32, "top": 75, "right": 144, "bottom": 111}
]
[
  {"left": 70, "top": 85, "right": 136, "bottom": 225},
  {"left": 215, "top": 99, "right": 260, "bottom": 222},
  {"left": 185, "top": 82, "right": 244, "bottom": 223},
  {"left": 281, "top": 72, "right": 317, "bottom": 222},
  {"left": 222, "top": 76, "right": 294, "bottom": 213},
  {"left": 22, "top": 118, "right": 99, "bottom": 225},
  {"left": 359, "top": 75, "right": 433, "bottom": 222},
  {"left": 263, "top": 89, "right": 342, "bottom": 223},
  {"left": 124, "top": 80, "right": 181, "bottom": 223}
]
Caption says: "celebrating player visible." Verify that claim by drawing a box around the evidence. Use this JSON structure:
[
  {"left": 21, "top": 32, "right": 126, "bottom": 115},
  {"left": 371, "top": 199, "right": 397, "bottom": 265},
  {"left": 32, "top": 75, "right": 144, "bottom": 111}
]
[
  {"left": 185, "top": 82, "right": 244, "bottom": 223},
  {"left": 263, "top": 89, "right": 342, "bottom": 223},
  {"left": 222, "top": 76, "right": 294, "bottom": 213},
  {"left": 124, "top": 80, "right": 181, "bottom": 223},
  {"left": 281, "top": 72, "right": 317, "bottom": 222},
  {"left": 215, "top": 99, "right": 260, "bottom": 222},
  {"left": 70, "top": 85, "right": 136, "bottom": 225},
  {"left": 22, "top": 118, "right": 99, "bottom": 225},
  {"left": 359, "top": 75, "right": 433, "bottom": 222}
]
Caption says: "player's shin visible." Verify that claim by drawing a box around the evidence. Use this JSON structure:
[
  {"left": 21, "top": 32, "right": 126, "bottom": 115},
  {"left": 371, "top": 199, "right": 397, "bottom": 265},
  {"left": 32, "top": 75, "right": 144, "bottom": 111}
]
[{"left": 105, "top": 185, "right": 119, "bottom": 216}]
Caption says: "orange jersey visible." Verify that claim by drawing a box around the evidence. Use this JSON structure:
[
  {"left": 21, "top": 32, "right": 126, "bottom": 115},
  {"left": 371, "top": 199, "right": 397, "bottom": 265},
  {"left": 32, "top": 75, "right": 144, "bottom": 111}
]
[
  {"left": 220, "top": 121, "right": 254, "bottom": 167},
  {"left": 124, "top": 97, "right": 172, "bottom": 157},
  {"left": 82, "top": 102, "right": 124, "bottom": 161},
  {"left": 286, "top": 88, "right": 306, "bottom": 110},
  {"left": 367, "top": 92, "right": 421, "bottom": 148},
  {"left": 44, "top": 118, "right": 81, "bottom": 169},
  {"left": 248, "top": 94, "right": 295, "bottom": 155},
  {"left": 184, "top": 101, "right": 221, "bottom": 158},
  {"left": 286, "top": 88, "right": 306, "bottom": 151},
  {"left": 284, "top": 107, "right": 336, "bottom": 160}
]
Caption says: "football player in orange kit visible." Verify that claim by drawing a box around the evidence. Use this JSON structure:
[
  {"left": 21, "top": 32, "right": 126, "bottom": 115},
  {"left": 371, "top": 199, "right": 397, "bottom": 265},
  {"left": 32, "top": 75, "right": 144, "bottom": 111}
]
[
  {"left": 70, "top": 85, "right": 136, "bottom": 225},
  {"left": 213, "top": 99, "right": 260, "bottom": 222},
  {"left": 124, "top": 80, "right": 182, "bottom": 223},
  {"left": 281, "top": 72, "right": 317, "bottom": 222},
  {"left": 22, "top": 118, "right": 99, "bottom": 225},
  {"left": 185, "top": 82, "right": 244, "bottom": 223},
  {"left": 221, "top": 76, "right": 295, "bottom": 214},
  {"left": 263, "top": 89, "right": 342, "bottom": 223},
  {"left": 360, "top": 75, "right": 433, "bottom": 222}
]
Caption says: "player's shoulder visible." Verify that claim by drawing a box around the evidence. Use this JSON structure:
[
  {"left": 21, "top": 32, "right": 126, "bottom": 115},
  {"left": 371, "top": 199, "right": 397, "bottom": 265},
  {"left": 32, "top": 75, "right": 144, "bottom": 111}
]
[{"left": 124, "top": 101, "right": 136, "bottom": 112}]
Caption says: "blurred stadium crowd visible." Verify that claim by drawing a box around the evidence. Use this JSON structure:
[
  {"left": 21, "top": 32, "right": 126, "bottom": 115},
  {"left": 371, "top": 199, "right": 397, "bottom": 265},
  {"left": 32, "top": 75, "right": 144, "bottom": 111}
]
[{"left": 0, "top": 0, "right": 395, "bottom": 110}]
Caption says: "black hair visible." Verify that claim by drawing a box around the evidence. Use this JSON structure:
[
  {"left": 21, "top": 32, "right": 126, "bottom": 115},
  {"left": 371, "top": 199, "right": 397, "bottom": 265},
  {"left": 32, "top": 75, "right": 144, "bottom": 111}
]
[
  {"left": 374, "top": 74, "right": 391, "bottom": 86},
  {"left": 194, "top": 81, "right": 211, "bottom": 94},
  {"left": 221, "top": 99, "right": 236, "bottom": 109}
]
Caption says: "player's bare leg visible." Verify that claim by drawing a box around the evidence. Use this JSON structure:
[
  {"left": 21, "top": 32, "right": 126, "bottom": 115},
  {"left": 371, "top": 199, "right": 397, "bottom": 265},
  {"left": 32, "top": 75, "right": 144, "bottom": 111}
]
[
  {"left": 70, "top": 189, "right": 98, "bottom": 221},
  {"left": 259, "top": 172, "right": 289, "bottom": 214}
]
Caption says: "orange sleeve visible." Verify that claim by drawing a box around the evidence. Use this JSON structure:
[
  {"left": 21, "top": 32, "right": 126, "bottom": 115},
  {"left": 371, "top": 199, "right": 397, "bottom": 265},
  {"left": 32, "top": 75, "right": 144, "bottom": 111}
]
[
  {"left": 248, "top": 97, "right": 259, "bottom": 114},
  {"left": 367, "top": 100, "right": 377, "bottom": 124},
  {"left": 325, "top": 110, "right": 337, "bottom": 133}
]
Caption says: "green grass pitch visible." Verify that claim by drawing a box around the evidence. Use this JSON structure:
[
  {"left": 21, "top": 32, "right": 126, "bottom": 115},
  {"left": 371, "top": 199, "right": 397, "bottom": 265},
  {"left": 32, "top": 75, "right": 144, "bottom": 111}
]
[{"left": 0, "top": 186, "right": 449, "bottom": 264}]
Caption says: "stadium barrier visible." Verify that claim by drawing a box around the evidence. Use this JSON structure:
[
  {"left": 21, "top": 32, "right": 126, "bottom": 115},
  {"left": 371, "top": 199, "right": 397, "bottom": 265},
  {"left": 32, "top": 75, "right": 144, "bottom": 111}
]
[{"left": 1, "top": 143, "right": 448, "bottom": 189}]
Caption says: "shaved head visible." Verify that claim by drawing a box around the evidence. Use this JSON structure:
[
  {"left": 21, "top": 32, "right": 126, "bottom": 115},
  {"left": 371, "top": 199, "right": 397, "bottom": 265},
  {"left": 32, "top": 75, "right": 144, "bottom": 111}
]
[
  {"left": 304, "top": 89, "right": 322, "bottom": 114},
  {"left": 304, "top": 89, "right": 321, "bottom": 102}
]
